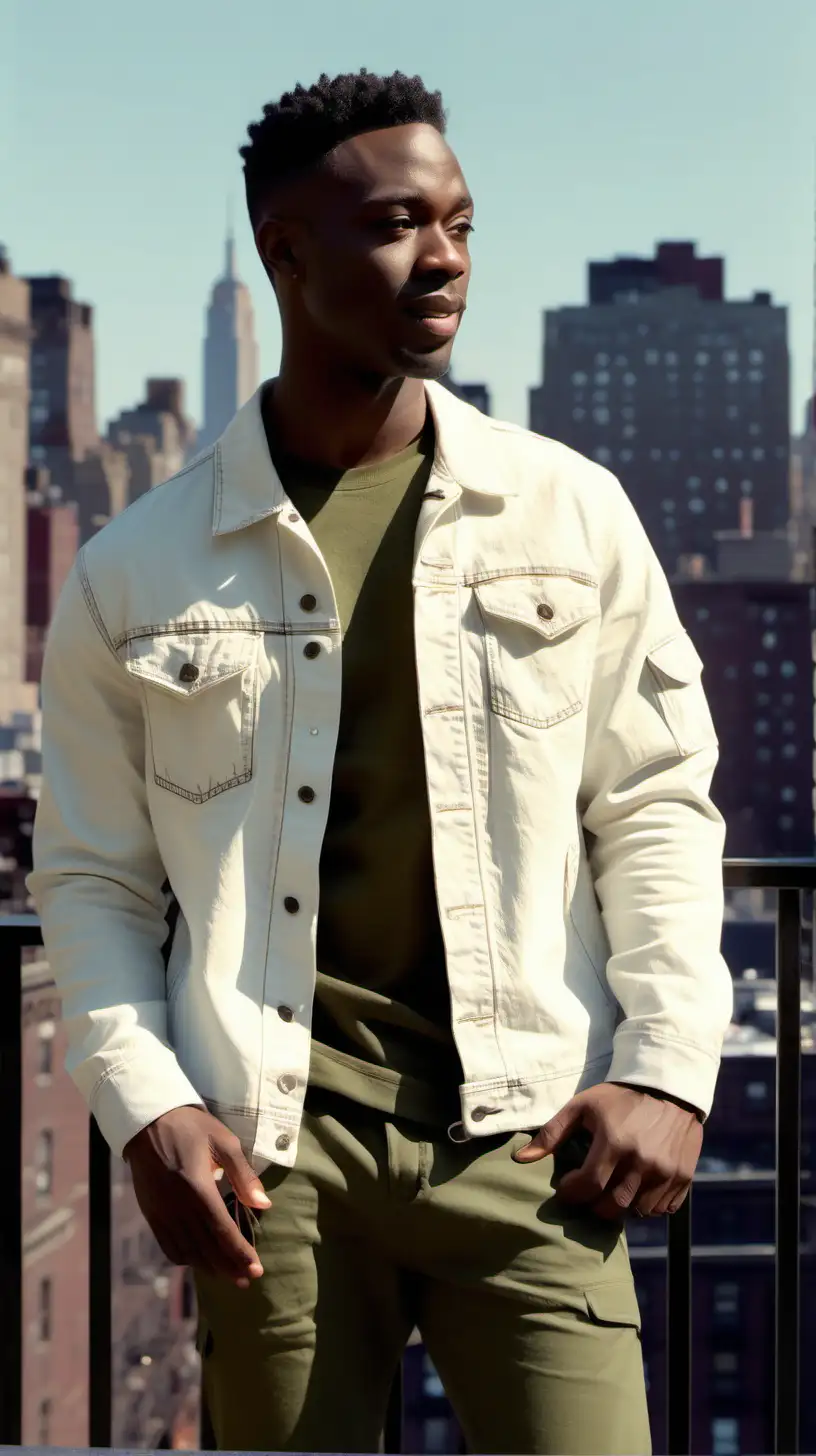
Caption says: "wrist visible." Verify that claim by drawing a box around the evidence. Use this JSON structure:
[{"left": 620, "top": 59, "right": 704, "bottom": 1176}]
[{"left": 612, "top": 1082, "right": 705, "bottom": 1124}]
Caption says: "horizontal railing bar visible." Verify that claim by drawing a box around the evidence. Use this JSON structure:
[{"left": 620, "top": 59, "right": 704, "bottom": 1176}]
[{"left": 723, "top": 858, "right": 816, "bottom": 889}]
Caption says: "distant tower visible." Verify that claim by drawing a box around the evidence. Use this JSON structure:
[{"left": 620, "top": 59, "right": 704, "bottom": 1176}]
[{"left": 200, "top": 226, "right": 259, "bottom": 448}]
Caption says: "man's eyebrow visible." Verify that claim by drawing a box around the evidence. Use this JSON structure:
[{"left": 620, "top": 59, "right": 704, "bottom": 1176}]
[{"left": 361, "top": 191, "right": 474, "bottom": 212}]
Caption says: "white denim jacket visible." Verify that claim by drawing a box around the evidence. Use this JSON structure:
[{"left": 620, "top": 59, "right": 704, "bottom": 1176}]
[{"left": 29, "top": 381, "right": 732, "bottom": 1169}]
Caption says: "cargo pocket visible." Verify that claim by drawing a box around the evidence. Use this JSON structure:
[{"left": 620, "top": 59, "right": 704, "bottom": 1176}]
[
  {"left": 645, "top": 631, "right": 718, "bottom": 756},
  {"left": 584, "top": 1279, "right": 642, "bottom": 1333}
]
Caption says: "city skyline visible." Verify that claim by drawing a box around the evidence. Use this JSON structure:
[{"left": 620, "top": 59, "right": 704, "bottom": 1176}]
[{"left": 4, "top": 0, "right": 813, "bottom": 432}]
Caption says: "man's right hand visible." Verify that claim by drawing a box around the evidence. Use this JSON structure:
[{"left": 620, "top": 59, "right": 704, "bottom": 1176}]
[{"left": 124, "top": 1106, "right": 271, "bottom": 1287}]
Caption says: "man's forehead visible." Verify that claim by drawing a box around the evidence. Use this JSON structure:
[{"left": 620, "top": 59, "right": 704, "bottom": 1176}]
[{"left": 324, "top": 123, "right": 466, "bottom": 201}]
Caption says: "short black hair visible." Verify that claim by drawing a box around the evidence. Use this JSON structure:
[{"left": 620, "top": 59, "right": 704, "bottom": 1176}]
[{"left": 240, "top": 69, "right": 447, "bottom": 225}]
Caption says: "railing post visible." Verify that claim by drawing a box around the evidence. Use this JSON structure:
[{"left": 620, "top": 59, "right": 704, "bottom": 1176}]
[
  {"left": 775, "top": 887, "right": 801, "bottom": 1455},
  {"left": 0, "top": 933, "right": 23, "bottom": 1446},
  {"left": 89, "top": 1116, "right": 113, "bottom": 1448},
  {"left": 384, "top": 1362, "right": 404, "bottom": 1454},
  {"left": 666, "top": 1193, "right": 692, "bottom": 1455}
]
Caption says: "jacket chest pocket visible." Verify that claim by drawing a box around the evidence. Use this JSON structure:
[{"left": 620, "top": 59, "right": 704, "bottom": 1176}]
[
  {"left": 474, "top": 572, "right": 601, "bottom": 729},
  {"left": 123, "top": 630, "right": 261, "bottom": 803}
]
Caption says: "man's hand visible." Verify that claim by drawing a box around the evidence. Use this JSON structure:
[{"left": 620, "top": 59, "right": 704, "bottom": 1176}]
[
  {"left": 514, "top": 1083, "right": 703, "bottom": 1220},
  {"left": 124, "top": 1106, "right": 271, "bottom": 1286}
]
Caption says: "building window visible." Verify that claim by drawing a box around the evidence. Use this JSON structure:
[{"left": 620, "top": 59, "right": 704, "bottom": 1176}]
[
  {"left": 724, "top": 665, "right": 738, "bottom": 681},
  {"left": 645, "top": 350, "right": 660, "bottom": 364},
  {"left": 696, "top": 607, "right": 710, "bottom": 621},
  {"left": 623, "top": 372, "right": 637, "bottom": 386},
  {"left": 37, "top": 1020, "right": 55, "bottom": 1079},
  {"left": 781, "top": 787, "right": 797, "bottom": 803},
  {"left": 756, "top": 747, "right": 772, "bottom": 764},
  {"left": 780, "top": 662, "right": 797, "bottom": 678},
  {"left": 38, "top": 1399, "right": 51, "bottom": 1447},
  {"left": 715, "top": 478, "right": 729, "bottom": 493},
  {"left": 713, "top": 447, "right": 725, "bottom": 459},
  {"left": 594, "top": 371, "right": 610, "bottom": 386},
  {"left": 571, "top": 371, "right": 588, "bottom": 385},
  {"left": 593, "top": 447, "right": 612, "bottom": 464},
  {"left": 38, "top": 1277, "right": 52, "bottom": 1342},
  {"left": 752, "top": 661, "right": 769, "bottom": 677},
  {"left": 748, "top": 370, "right": 764, "bottom": 383},
  {"left": 731, "top": 449, "right": 744, "bottom": 460},
  {"left": 779, "top": 815, "right": 795, "bottom": 831},
  {"left": 35, "top": 1130, "right": 53, "bottom": 1196},
  {"left": 712, "top": 1416, "right": 740, "bottom": 1455},
  {"left": 749, "top": 349, "right": 764, "bottom": 363},
  {"left": 714, "top": 1281, "right": 740, "bottom": 1320},
  {"left": 593, "top": 408, "right": 610, "bottom": 424},
  {"left": 649, "top": 448, "right": 662, "bottom": 460},
  {"left": 749, "top": 422, "right": 761, "bottom": 436},
  {"left": 746, "top": 1081, "right": 769, "bottom": 1103},
  {"left": 665, "top": 351, "right": 679, "bottom": 365},
  {"left": 686, "top": 476, "right": 701, "bottom": 491},
  {"left": 661, "top": 499, "right": 676, "bottom": 513},
  {"left": 754, "top": 720, "right": 770, "bottom": 736},
  {"left": 740, "top": 480, "right": 753, "bottom": 495},
  {"left": 622, "top": 425, "right": 637, "bottom": 439},
  {"left": 689, "top": 498, "right": 706, "bottom": 514},
  {"left": 423, "top": 1418, "right": 452, "bottom": 1453},
  {"left": 726, "top": 370, "right": 741, "bottom": 384},
  {"left": 751, "top": 448, "right": 765, "bottom": 460},
  {"left": 594, "top": 353, "right": 610, "bottom": 366},
  {"left": 572, "top": 408, "right": 586, "bottom": 421},
  {"left": 723, "top": 350, "right": 739, "bottom": 364},
  {"left": 620, "top": 448, "right": 634, "bottom": 460},
  {"left": 782, "top": 744, "right": 798, "bottom": 759},
  {"left": 761, "top": 631, "right": 777, "bottom": 649},
  {"left": 761, "top": 608, "right": 777, "bottom": 624}
]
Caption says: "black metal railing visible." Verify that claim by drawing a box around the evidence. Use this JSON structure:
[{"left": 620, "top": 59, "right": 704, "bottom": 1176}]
[{"left": 1, "top": 857, "right": 813, "bottom": 1455}]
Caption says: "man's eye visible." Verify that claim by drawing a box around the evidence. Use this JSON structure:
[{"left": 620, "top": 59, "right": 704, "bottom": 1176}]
[
  {"left": 453, "top": 221, "right": 475, "bottom": 239},
  {"left": 376, "top": 217, "right": 413, "bottom": 233}
]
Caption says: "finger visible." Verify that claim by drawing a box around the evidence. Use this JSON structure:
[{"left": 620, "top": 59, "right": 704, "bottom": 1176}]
[
  {"left": 212, "top": 1131, "right": 271, "bottom": 1211},
  {"left": 591, "top": 1161, "right": 644, "bottom": 1222},
  {"left": 192, "top": 1213, "right": 258, "bottom": 1287},
  {"left": 652, "top": 1177, "right": 692, "bottom": 1218},
  {"left": 197, "top": 1180, "right": 264, "bottom": 1278},
  {"left": 514, "top": 1098, "right": 585, "bottom": 1162},
  {"left": 555, "top": 1133, "right": 621, "bottom": 1206}
]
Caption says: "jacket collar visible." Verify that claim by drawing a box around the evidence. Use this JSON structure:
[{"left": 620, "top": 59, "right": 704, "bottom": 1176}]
[{"left": 212, "top": 379, "right": 515, "bottom": 536}]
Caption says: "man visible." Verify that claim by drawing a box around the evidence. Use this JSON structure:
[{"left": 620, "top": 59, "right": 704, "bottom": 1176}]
[{"left": 30, "top": 70, "right": 732, "bottom": 1455}]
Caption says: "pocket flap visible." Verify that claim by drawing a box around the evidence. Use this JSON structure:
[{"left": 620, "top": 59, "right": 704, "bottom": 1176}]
[
  {"left": 647, "top": 631, "right": 703, "bottom": 687},
  {"left": 584, "top": 1279, "right": 642, "bottom": 1330},
  {"left": 474, "top": 572, "right": 600, "bottom": 641},
  {"left": 123, "top": 632, "right": 256, "bottom": 698}
]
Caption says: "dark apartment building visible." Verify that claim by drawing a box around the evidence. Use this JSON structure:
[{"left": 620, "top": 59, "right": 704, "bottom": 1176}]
[
  {"left": 25, "top": 478, "right": 79, "bottom": 682},
  {"left": 441, "top": 375, "right": 492, "bottom": 414},
  {"left": 27, "top": 277, "right": 97, "bottom": 495},
  {"left": 529, "top": 242, "right": 789, "bottom": 576},
  {"left": 672, "top": 578, "right": 813, "bottom": 858}
]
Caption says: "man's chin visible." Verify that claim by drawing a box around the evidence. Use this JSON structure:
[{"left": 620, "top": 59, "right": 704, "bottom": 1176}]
[{"left": 396, "top": 342, "right": 456, "bottom": 381}]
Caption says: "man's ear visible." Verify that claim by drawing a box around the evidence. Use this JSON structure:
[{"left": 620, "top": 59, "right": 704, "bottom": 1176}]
[{"left": 256, "top": 218, "right": 300, "bottom": 283}]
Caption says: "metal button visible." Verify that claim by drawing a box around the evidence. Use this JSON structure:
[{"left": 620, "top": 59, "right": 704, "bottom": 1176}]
[
  {"left": 303, "top": 641, "right": 321, "bottom": 659},
  {"left": 288, "top": 512, "right": 299, "bottom": 524},
  {"left": 283, "top": 896, "right": 300, "bottom": 914},
  {"left": 179, "top": 663, "right": 200, "bottom": 683},
  {"left": 300, "top": 594, "right": 317, "bottom": 612},
  {"left": 276, "top": 1134, "right": 292, "bottom": 1152},
  {"left": 536, "top": 603, "right": 554, "bottom": 622},
  {"left": 277, "top": 1004, "right": 294, "bottom": 1023},
  {"left": 309, "top": 727, "right": 319, "bottom": 737},
  {"left": 277, "top": 1074, "right": 297, "bottom": 1095},
  {"left": 471, "top": 1106, "right": 496, "bottom": 1122},
  {"left": 298, "top": 786, "right": 315, "bottom": 804}
]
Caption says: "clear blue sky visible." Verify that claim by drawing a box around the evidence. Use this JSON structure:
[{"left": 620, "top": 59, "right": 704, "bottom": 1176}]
[{"left": 4, "top": 0, "right": 813, "bottom": 431}]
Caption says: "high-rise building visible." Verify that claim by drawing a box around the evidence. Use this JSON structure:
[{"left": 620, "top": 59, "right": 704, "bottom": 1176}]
[
  {"left": 790, "top": 395, "right": 816, "bottom": 580},
  {"left": 529, "top": 242, "right": 790, "bottom": 576},
  {"left": 0, "top": 247, "right": 30, "bottom": 718},
  {"left": 108, "top": 378, "right": 197, "bottom": 496},
  {"left": 673, "top": 574, "right": 813, "bottom": 857},
  {"left": 25, "top": 479, "right": 79, "bottom": 682},
  {"left": 27, "top": 276, "right": 97, "bottom": 494},
  {"left": 199, "top": 232, "right": 259, "bottom": 449}
]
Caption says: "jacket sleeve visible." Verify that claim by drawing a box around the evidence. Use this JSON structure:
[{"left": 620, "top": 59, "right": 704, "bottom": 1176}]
[
  {"left": 579, "top": 475, "right": 733, "bottom": 1118},
  {"left": 27, "top": 555, "right": 204, "bottom": 1156}
]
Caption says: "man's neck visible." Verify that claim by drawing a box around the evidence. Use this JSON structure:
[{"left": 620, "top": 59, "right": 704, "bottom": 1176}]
[{"left": 263, "top": 361, "right": 429, "bottom": 472}]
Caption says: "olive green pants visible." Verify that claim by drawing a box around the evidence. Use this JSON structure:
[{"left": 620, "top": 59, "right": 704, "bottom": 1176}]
[{"left": 196, "top": 1091, "right": 651, "bottom": 1455}]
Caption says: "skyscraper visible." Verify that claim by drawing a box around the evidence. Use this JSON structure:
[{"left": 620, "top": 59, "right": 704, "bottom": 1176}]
[
  {"left": 0, "top": 247, "right": 31, "bottom": 717},
  {"left": 27, "top": 275, "right": 97, "bottom": 493},
  {"left": 529, "top": 242, "right": 789, "bottom": 576},
  {"left": 200, "top": 231, "right": 259, "bottom": 449}
]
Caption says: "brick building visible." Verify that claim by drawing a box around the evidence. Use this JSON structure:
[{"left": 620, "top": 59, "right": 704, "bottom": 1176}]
[
  {"left": 27, "top": 276, "right": 97, "bottom": 494},
  {"left": 20, "top": 953, "right": 200, "bottom": 1448},
  {"left": 108, "top": 379, "right": 197, "bottom": 498},
  {"left": 25, "top": 481, "right": 79, "bottom": 682},
  {"left": 528, "top": 242, "right": 790, "bottom": 577}
]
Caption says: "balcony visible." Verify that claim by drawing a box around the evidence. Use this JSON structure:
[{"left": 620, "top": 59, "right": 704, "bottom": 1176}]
[{"left": 1, "top": 857, "right": 813, "bottom": 1455}]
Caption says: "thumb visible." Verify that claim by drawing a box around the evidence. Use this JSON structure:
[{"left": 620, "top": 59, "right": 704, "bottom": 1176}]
[
  {"left": 514, "top": 1099, "right": 584, "bottom": 1163},
  {"left": 212, "top": 1131, "right": 271, "bottom": 1210}
]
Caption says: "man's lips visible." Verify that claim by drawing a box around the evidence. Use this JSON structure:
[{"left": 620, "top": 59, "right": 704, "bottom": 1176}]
[{"left": 402, "top": 300, "right": 464, "bottom": 339}]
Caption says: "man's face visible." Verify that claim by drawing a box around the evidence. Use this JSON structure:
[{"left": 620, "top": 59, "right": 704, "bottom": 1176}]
[{"left": 261, "top": 123, "right": 473, "bottom": 380}]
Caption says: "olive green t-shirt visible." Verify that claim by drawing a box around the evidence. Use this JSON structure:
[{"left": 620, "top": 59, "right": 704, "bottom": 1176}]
[{"left": 271, "top": 423, "right": 462, "bottom": 1125}]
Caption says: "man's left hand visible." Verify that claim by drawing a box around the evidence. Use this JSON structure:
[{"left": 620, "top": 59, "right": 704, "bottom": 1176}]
[{"left": 514, "top": 1083, "right": 703, "bottom": 1220}]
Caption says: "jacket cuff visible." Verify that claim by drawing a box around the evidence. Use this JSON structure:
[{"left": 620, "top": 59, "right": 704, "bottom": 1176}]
[
  {"left": 88, "top": 1049, "right": 206, "bottom": 1158},
  {"left": 606, "top": 1027, "right": 721, "bottom": 1120}
]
